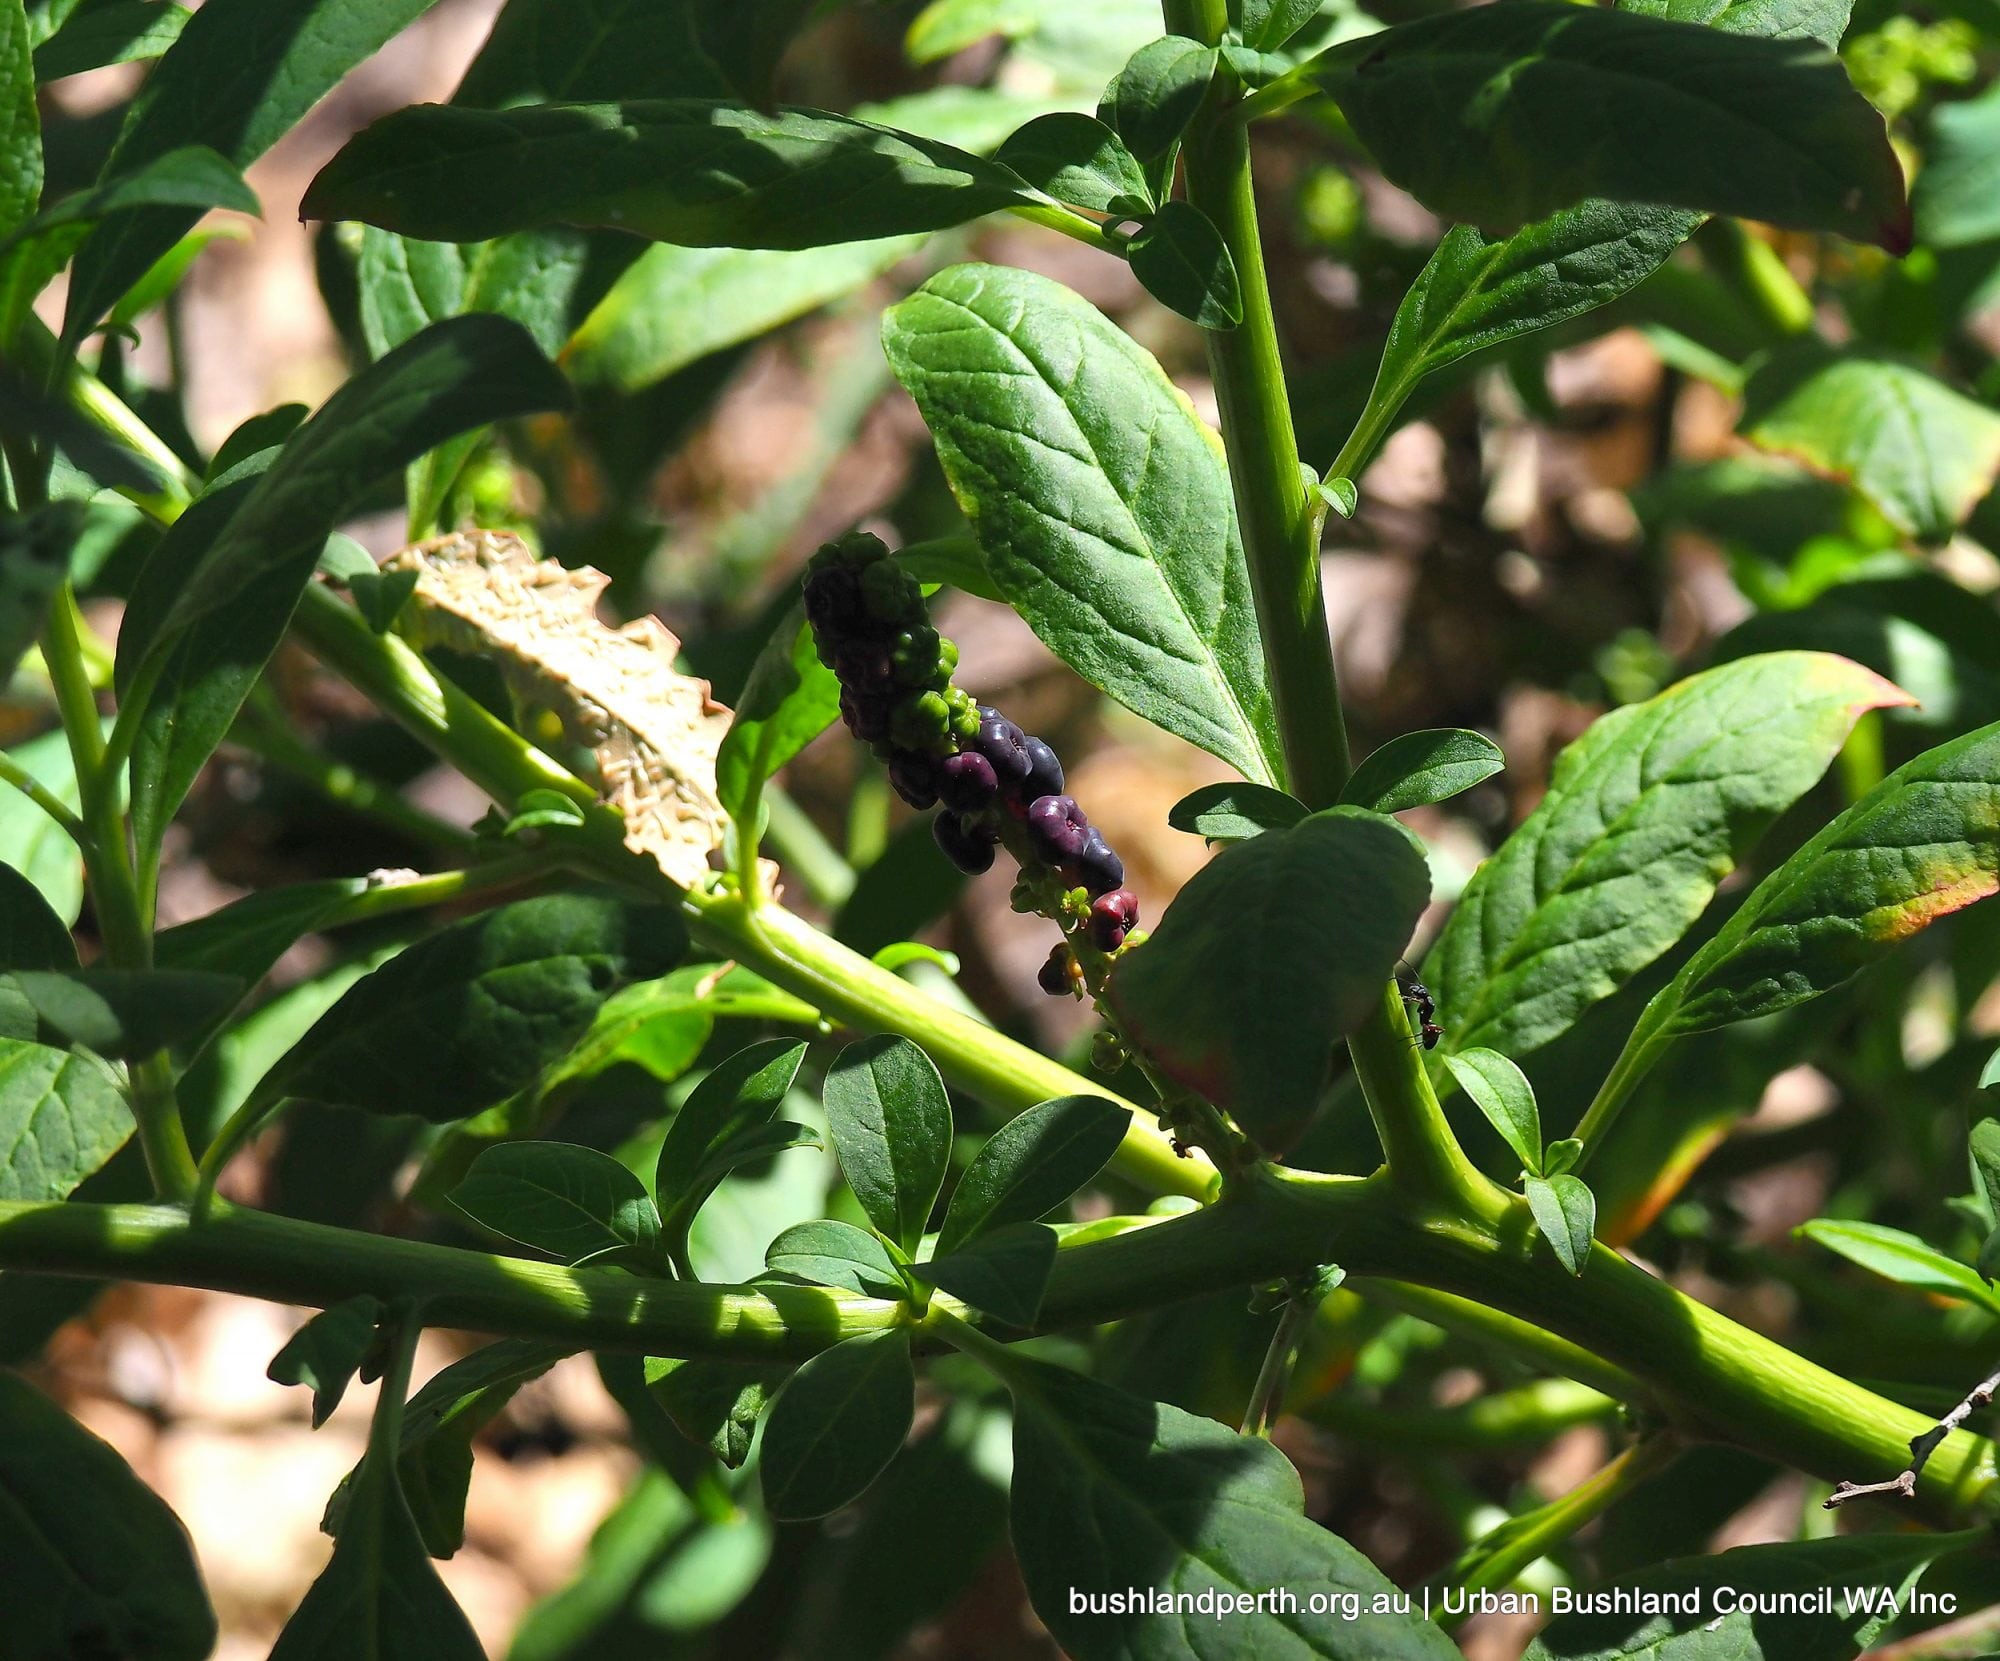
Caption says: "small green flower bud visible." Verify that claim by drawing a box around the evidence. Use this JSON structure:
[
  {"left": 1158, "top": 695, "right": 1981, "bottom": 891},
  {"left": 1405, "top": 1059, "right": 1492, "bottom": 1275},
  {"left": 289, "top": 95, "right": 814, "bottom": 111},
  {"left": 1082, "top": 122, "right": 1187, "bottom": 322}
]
[{"left": 1090, "top": 1031, "right": 1126, "bottom": 1073}]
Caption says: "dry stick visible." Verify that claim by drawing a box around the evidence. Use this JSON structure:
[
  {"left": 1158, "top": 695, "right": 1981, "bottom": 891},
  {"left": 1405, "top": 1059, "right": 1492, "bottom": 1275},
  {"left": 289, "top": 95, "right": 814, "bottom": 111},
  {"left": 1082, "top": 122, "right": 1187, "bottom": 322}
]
[{"left": 1825, "top": 1360, "right": 2000, "bottom": 1508}]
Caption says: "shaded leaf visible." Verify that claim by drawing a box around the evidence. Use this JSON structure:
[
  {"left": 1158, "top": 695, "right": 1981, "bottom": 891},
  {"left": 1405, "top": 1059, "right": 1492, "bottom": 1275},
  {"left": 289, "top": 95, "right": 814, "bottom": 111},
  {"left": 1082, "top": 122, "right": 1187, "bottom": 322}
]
[
  {"left": 759, "top": 1329, "right": 915, "bottom": 1522},
  {"left": 994, "top": 112, "right": 1149, "bottom": 213},
  {"left": 1113, "top": 35, "right": 1213, "bottom": 162},
  {"left": 32, "top": 1, "right": 187, "bottom": 80},
  {"left": 1127, "top": 200, "right": 1241, "bottom": 329},
  {"left": 1524, "top": 1174, "right": 1596, "bottom": 1276},
  {"left": 267, "top": 1297, "right": 386, "bottom": 1428},
  {"left": 716, "top": 606, "right": 840, "bottom": 833},
  {"left": 1912, "top": 79, "right": 2000, "bottom": 250},
  {"left": 0, "top": 862, "right": 74, "bottom": 971},
  {"left": 0, "top": 0, "right": 34, "bottom": 240},
  {"left": 765, "top": 1217, "right": 907, "bottom": 1299},
  {"left": 645, "top": 1354, "right": 788, "bottom": 1468},
  {"left": 0, "top": 967, "right": 241, "bottom": 1058},
  {"left": 655, "top": 1038, "right": 809, "bottom": 1254},
  {"left": 1341, "top": 728, "right": 1504, "bottom": 814},
  {"left": 920, "top": 1220, "right": 1057, "bottom": 1326},
  {"left": 0, "top": 1037, "right": 132, "bottom": 1201},
  {"left": 451, "top": 1141, "right": 663, "bottom": 1268},
  {"left": 823, "top": 1036, "right": 953, "bottom": 1255},
  {"left": 936, "top": 1093, "right": 1129, "bottom": 1255}
]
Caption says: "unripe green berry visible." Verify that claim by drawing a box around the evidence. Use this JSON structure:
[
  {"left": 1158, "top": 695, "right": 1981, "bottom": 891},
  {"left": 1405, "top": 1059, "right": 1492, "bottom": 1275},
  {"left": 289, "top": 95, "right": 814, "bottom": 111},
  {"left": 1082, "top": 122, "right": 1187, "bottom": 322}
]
[
  {"left": 890, "top": 689, "right": 953, "bottom": 752},
  {"left": 1091, "top": 1031, "right": 1126, "bottom": 1072},
  {"left": 860, "top": 558, "right": 921, "bottom": 624},
  {"left": 891, "top": 625, "right": 941, "bottom": 686},
  {"left": 937, "top": 639, "right": 960, "bottom": 677}
]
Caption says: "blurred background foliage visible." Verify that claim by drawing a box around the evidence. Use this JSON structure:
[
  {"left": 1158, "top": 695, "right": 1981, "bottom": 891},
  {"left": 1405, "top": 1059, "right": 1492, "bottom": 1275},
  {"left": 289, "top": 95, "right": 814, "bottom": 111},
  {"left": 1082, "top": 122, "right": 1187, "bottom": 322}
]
[{"left": 15, "top": 0, "right": 2000, "bottom": 1656}]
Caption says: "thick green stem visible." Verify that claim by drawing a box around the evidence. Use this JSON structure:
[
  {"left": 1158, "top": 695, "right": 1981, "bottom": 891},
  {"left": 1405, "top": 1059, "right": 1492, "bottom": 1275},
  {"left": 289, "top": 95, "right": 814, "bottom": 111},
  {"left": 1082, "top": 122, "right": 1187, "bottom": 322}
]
[
  {"left": 1311, "top": 1376, "right": 1616, "bottom": 1452},
  {"left": 1350, "top": 980, "right": 1504, "bottom": 1215}
]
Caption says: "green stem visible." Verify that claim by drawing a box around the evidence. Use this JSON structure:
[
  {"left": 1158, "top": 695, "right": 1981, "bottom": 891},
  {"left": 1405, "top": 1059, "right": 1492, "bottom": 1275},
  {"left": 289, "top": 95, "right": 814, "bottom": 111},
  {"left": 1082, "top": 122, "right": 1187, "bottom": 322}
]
[
  {"left": 1242, "top": 1291, "right": 1317, "bottom": 1436},
  {"left": 1435, "top": 1436, "right": 1681, "bottom": 1621},
  {"left": 0, "top": 751, "right": 85, "bottom": 841},
  {"left": 1349, "top": 979, "right": 1504, "bottom": 1216},
  {"left": 761, "top": 784, "right": 855, "bottom": 910},
  {"left": 1311, "top": 1376, "right": 1616, "bottom": 1452},
  {"left": 1005, "top": 201, "right": 1128, "bottom": 256}
]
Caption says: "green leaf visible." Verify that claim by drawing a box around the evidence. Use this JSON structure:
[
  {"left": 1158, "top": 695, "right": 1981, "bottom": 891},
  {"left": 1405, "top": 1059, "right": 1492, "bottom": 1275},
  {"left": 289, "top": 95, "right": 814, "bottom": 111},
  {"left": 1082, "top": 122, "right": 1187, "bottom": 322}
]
[
  {"left": 1523, "top": 1531, "right": 1968, "bottom": 1661},
  {"left": 0, "top": 862, "right": 74, "bottom": 970},
  {"left": 0, "top": 1038, "right": 132, "bottom": 1201},
  {"left": 936, "top": 1093, "right": 1130, "bottom": 1255},
  {"left": 1341, "top": 728, "right": 1504, "bottom": 814},
  {"left": 0, "top": 0, "right": 37, "bottom": 241},
  {"left": 454, "top": 0, "right": 737, "bottom": 104},
  {"left": 764, "top": 1217, "right": 907, "bottom": 1298},
  {"left": 1972, "top": 1118, "right": 2000, "bottom": 1230},
  {"left": 268, "top": 1394, "right": 484, "bottom": 1660},
  {"left": 0, "top": 1370, "right": 217, "bottom": 1660},
  {"left": 267, "top": 1296, "right": 386, "bottom": 1428},
  {"left": 1524, "top": 1174, "right": 1595, "bottom": 1276},
  {"left": 1237, "top": 0, "right": 1321, "bottom": 53},
  {"left": 1167, "top": 780, "right": 1309, "bottom": 843},
  {"left": 645, "top": 1355, "right": 788, "bottom": 1469},
  {"left": 1005, "top": 1360, "right": 1459, "bottom": 1661},
  {"left": 304, "top": 102, "right": 1043, "bottom": 251},
  {"left": 119, "top": 315, "right": 569, "bottom": 856},
  {"left": 1635, "top": 719, "right": 2000, "bottom": 1043},
  {"left": 1912, "top": 80, "right": 2000, "bottom": 250},
  {"left": 883, "top": 263, "right": 1281, "bottom": 782},
  {"left": 1113, "top": 35, "right": 1214, "bottom": 162},
  {"left": 823, "top": 1036, "right": 953, "bottom": 1255},
  {"left": 1108, "top": 806, "right": 1431, "bottom": 1152},
  {"left": 1127, "top": 200, "right": 1241, "bottom": 329},
  {"left": 759, "top": 1328, "right": 915, "bottom": 1522},
  {"left": 1618, "top": 0, "right": 1855, "bottom": 51},
  {"left": 1739, "top": 346, "right": 2000, "bottom": 544},
  {"left": 0, "top": 143, "right": 253, "bottom": 253},
  {"left": 0, "top": 967, "right": 242, "bottom": 1058},
  {"left": 63, "top": 0, "right": 440, "bottom": 344},
  {"left": 0, "top": 729, "right": 83, "bottom": 924},
  {"left": 1443, "top": 1048, "right": 1542, "bottom": 1175},
  {"left": 0, "top": 501, "right": 78, "bottom": 686},
  {"left": 716, "top": 606, "right": 841, "bottom": 834},
  {"left": 32, "top": 1, "right": 187, "bottom": 80},
  {"left": 994, "top": 112, "right": 1150, "bottom": 213},
  {"left": 920, "top": 1220, "right": 1057, "bottom": 1326},
  {"left": 1797, "top": 1218, "right": 2000, "bottom": 1314},
  {"left": 264, "top": 894, "right": 688, "bottom": 1124},
  {"left": 1427, "top": 652, "right": 1909, "bottom": 1062},
  {"left": 451, "top": 1141, "right": 664, "bottom": 1269},
  {"left": 154, "top": 876, "right": 364, "bottom": 982},
  {"left": 655, "top": 1037, "right": 810, "bottom": 1254},
  {"left": 1302, "top": 2, "right": 1908, "bottom": 249}
]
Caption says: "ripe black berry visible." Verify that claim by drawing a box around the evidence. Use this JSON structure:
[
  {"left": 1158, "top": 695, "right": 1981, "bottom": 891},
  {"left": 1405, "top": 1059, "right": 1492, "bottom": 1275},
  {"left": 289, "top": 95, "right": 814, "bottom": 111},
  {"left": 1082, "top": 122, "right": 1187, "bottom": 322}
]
[
  {"left": 1020, "top": 736, "right": 1063, "bottom": 800},
  {"left": 802, "top": 565, "right": 863, "bottom": 634},
  {"left": 972, "top": 707, "right": 1033, "bottom": 786},
  {"left": 1037, "top": 944, "right": 1078, "bottom": 997},
  {"left": 1088, "top": 888, "right": 1139, "bottom": 951},
  {"left": 933, "top": 811, "right": 997, "bottom": 875},
  {"left": 887, "top": 750, "right": 941, "bottom": 810},
  {"left": 1026, "top": 794, "right": 1089, "bottom": 864},
  {"left": 1071, "top": 828, "right": 1125, "bottom": 897},
  {"left": 939, "top": 751, "right": 1000, "bottom": 812}
]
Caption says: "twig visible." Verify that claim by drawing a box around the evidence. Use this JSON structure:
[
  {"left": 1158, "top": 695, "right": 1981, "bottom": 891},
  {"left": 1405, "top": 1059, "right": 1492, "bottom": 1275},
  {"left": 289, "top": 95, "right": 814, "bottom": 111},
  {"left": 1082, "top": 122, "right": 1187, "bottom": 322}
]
[{"left": 1825, "top": 1361, "right": 2000, "bottom": 1508}]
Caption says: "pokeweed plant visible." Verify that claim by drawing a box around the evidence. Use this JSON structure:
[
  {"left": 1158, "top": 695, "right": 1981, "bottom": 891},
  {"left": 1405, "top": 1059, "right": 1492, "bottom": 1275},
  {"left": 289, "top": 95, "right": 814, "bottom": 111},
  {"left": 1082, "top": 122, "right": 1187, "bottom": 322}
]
[{"left": 5, "top": 0, "right": 2000, "bottom": 1657}]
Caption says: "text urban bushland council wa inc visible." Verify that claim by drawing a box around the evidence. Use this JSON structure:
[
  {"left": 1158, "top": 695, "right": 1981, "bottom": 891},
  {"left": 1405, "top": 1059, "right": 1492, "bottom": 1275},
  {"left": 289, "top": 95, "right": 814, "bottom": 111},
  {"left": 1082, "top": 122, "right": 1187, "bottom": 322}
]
[{"left": 1066, "top": 1584, "right": 1962, "bottom": 1623}]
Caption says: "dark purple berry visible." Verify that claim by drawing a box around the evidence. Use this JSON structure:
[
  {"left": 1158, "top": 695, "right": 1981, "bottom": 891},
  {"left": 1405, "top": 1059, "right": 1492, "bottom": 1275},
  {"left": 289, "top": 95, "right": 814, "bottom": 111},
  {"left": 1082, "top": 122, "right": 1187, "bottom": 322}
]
[
  {"left": 1070, "top": 827, "right": 1125, "bottom": 897},
  {"left": 802, "top": 565, "right": 863, "bottom": 633},
  {"left": 971, "top": 707, "right": 1032, "bottom": 786},
  {"left": 1037, "top": 945, "right": 1078, "bottom": 998},
  {"left": 1020, "top": 736, "right": 1064, "bottom": 800},
  {"left": 834, "top": 643, "right": 894, "bottom": 690},
  {"left": 887, "top": 750, "right": 941, "bottom": 810},
  {"left": 1088, "top": 888, "right": 1139, "bottom": 951},
  {"left": 1025, "top": 794, "right": 1089, "bottom": 865},
  {"left": 840, "top": 688, "right": 892, "bottom": 744},
  {"left": 933, "top": 811, "right": 997, "bottom": 875},
  {"left": 939, "top": 750, "right": 1000, "bottom": 812}
]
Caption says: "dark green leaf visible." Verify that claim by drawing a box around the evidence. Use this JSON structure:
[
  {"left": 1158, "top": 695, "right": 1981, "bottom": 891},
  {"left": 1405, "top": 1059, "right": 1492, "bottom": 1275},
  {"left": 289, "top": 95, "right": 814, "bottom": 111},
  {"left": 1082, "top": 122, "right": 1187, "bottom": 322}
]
[
  {"left": 1113, "top": 35, "right": 1214, "bottom": 162},
  {"left": 207, "top": 402, "right": 307, "bottom": 482},
  {"left": 267, "top": 1296, "right": 386, "bottom": 1428},
  {"left": 0, "top": 862, "right": 75, "bottom": 970},
  {"left": 995, "top": 112, "right": 1149, "bottom": 213},
  {"left": 1618, "top": 0, "right": 1854, "bottom": 51},
  {"left": 455, "top": 0, "right": 731, "bottom": 104},
  {"left": 304, "top": 102, "right": 1042, "bottom": 250},
  {"left": 1304, "top": 3, "right": 1907, "bottom": 249},
  {"left": 1740, "top": 346, "right": 2000, "bottom": 543},
  {"left": 1972, "top": 1118, "right": 2000, "bottom": 1226},
  {"left": 1127, "top": 199, "right": 1241, "bottom": 329},
  {"left": 655, "top": 1037, "right": 809, "bottom": 1251},
  {"left": 120, "top": 315, "right": 569, "bottom": 856},
  {"left": 1341, "top": 728, "right": 1505, "bottom": 814},
  {"left": 0, "top": 1038, "right": 131, "bottom": 1200},
  {"left": 716, "top": 606, "right": 840, "bottom": 833},
  {"left": 1523, "top": 1531, "right": 1969, "bottom": 1660},
  {"left": 0, "top": 501, "right": 80, "bottom": 688},
  {"left": 1167, "top": 780, "right": 1308, "bottom": 842},
  {"left": 32, "top": 0, "right": 186, "bottom": 79},
  {"left": 759, "top": 1328, "right": 915, "bottom": 1521},
  {"left": 645, "top": 1354, "right": 788, "bottom": 1469},
  {"left": 1237, "top": 0, "right": 1320, "bottom": 53},
  {"left": 937, "top": 1093, "right": 1129, "bottom": 1254},
  {"left": 0, "top": 1370, "right": 217, "bottom": 1660},
  {"left": 0, "top": 143, "right": 252, "bottom": 252},
  {"left": 1443, "top": 1048, "right": 1542, "bottom": 1175},
  {"left": 451, "top": 1141, "right": 663, "bottom": 1268},
  {"left": 0, "top": 367, "right": 167, "bottom": 494},
  {"left": 0, "top": 0, "right": 36, "bottom": 240},
  {"left": 1524, "top": 1174, "right": 1595, "bottom": 1276},
  {"left": 920, "top": 1220, "right": 1056, "bottom": 1326},
  {"left": 154, "top": 876, "right": 365, "bottom": 980},
  {"left": 1796, "top": 1218, "right": 2000, "bottom": 1313},
  {"left": 884, "top": 263, "right": 1281, "bottom": 782},
  {"left": 1110, "top": 807, "right": 1430, "bottom": 1152},
  {"left": 1913, "top": 81, "right": 2000, "bottom": 250},
  {"left": 765, "top": 1217, "right": 907, "bottom": 1298},
  {"left": 62, "top": 0, "right": 442, "bottom": 345},
  {"left": 264, "top": 893, "right": 688, "bottom": 1124},
  {"left": 1427, "top": 652, "right": 1907, "bottom": 1062},
  {"left": 0, "top": 967, "right": 241, "bottom": 1057},
  {"left": 1635, "top": 719, "right": 2000, "bottom": 1043},
  {"left": 823, "top": 1035, "right": 953, "bottom": 1254},
  {"left": 1006, "top": 1360, "right": 1458, "bottom": 1661}
]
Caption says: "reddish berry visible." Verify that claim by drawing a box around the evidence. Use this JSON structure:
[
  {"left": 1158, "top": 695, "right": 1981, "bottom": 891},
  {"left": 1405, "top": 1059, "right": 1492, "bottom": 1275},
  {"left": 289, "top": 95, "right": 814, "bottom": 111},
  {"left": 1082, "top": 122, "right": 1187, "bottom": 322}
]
[
  {"left": 939, "top": 750, "right": 1000, "bottom": 812},
  {"left": 1088, "top": 888, "right": 1139, "bottom": 951},
  {"left": 1026, "top": 794, "right": 1089, "bottom": 864},
  {"left": 1020, "top": 736, "right": 1064, "bottom": 800},
  {"left": 1071, "top": 828, "right": 1125, "bottom": 897},
  {"left": 1037, "top": 944, "right": 1078, "bottom": 997},
  {"left": 933, "top": 811, "right": 997, "bottom": 875}
]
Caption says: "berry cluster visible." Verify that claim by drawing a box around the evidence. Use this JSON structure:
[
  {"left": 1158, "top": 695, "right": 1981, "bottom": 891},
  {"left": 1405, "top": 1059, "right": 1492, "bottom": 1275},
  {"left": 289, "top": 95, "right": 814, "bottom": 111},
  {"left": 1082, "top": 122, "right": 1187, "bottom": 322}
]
[{"left": 802, "top": 533, "right": 1141, "bottom": 1003}]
